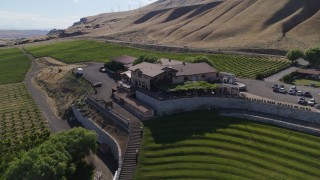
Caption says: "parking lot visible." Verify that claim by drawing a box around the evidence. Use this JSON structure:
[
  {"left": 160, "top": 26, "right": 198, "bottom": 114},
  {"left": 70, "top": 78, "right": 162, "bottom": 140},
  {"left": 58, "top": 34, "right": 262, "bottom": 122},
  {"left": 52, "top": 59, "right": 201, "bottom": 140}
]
[
  {"left": 238, "top": 78, "right": 320, "bottom": 107},
  {"left": 82, "top": 62, "right": 117, "bottom": 101}
]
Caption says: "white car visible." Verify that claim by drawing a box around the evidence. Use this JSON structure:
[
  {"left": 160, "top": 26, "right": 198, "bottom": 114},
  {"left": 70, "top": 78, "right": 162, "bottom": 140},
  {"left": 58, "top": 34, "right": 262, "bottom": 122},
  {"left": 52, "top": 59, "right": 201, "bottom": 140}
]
[
  {"left": 308, "top": 98, "right": 316, "bottom": 106},
  {"left": 288, "top": 89, "right": 296, "bottom": 95},
  {"left": 297, "top": 91, "right": 303, "bottom": 96},
  {"left": 290, "top": 86, "right": 297, "bottom": 90},
  {"left": 279, "top": 88, "right": 287, "bottom": 93}
]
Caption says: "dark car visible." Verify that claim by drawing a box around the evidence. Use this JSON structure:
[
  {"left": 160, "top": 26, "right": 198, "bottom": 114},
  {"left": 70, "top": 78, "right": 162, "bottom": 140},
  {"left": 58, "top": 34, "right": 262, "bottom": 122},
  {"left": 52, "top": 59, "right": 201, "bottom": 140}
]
[
  {"left": 304, "top": 91, "right": 312, "bottom": 98},
  {"left": 273, "top": 87, "right": 279, "bottom": 92},
  {"left": 297, "top": 97, "right": 306, "bottom": 105}
]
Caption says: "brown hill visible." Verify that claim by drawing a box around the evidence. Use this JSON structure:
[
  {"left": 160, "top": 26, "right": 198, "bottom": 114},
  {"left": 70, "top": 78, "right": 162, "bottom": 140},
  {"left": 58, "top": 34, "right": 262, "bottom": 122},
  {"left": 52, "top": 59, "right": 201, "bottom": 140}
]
[{"left": 65, "top": 0, "right": 320, "bottom": 50}]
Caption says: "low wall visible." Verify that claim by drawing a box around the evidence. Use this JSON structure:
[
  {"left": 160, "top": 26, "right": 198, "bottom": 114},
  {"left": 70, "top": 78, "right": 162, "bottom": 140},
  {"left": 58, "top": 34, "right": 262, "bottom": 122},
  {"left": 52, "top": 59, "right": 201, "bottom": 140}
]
[
  {"left": 136, "top": 91, "right": 320, "bottom": 124},
  {"left": 221, "top": 112, "right": 320, "bottom": 136},
  {"left": 72, "top": 106, "right": 122, "bottom": 180},
  {"left": 86, "top": 96, "right": 131, "bottom": 133}
]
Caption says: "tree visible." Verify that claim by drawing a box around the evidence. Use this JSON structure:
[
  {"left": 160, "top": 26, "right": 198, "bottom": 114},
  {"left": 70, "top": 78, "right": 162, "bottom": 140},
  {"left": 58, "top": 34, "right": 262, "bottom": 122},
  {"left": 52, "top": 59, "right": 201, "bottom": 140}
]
[
  {"left": 286, "top": 49, "right": 304, "bottom": 64},
  {"left": 305, "top": 47, "right": 320, "bottom": 66},
  {"left": 192, "top": 56, "right": 213, "bottom": 67},
  {"left": 104, "top": 61, "right": 124, "bottom": 72},
  {"left": 4, "top": 128, "right": 98, "bottom": 180},
  {"left": 133, "top": 54, "right": 159, "bottom": 65}
]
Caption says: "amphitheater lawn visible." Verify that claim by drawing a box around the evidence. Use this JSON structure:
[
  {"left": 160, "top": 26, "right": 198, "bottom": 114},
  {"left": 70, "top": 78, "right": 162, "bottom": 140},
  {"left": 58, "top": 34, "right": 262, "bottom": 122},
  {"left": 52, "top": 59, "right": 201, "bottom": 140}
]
[
  {"left": 135, "top": 111, "right": 320, "bottom": 179},
  {"left": 26, "top": 40, "right": 290, "bottom": 78},
  {"left": 0, "top": 48, "right": 31, "bottom": 85}
]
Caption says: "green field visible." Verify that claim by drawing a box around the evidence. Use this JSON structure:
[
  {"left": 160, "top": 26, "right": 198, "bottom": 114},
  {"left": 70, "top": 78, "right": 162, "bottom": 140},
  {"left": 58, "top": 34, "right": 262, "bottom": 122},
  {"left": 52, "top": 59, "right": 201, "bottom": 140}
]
[
  {"left": 135, "top": 111, "right": 320, "bottom": 179},
  {"left": 26, "top": 40, "right": 290, "bottom": 78},
  {"left": 293, "top": 79, "right": 320, "bottom": 87},
  {"left": 0, "top": 83, "right": 48, "bottom": 141},
  {"left": 0, "top": 48, "right": 31, "bottom": 85}
]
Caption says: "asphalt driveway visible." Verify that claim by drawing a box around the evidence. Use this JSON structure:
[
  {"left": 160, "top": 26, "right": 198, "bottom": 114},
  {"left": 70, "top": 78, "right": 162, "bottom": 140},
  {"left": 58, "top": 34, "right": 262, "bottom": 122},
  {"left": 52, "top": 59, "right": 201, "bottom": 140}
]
[{"left": 82, "top": 62, "right": 117, "bottom": 101}]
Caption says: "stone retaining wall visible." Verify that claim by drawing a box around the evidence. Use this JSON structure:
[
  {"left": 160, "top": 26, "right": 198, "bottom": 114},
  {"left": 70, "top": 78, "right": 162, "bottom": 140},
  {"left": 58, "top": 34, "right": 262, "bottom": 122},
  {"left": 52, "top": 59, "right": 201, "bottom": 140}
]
[
  {"left": 72, "top": 106, "right": 122, "bottom": 180},
  {"left": 136, "top": 91, "right": 320, "bottom": 124}
]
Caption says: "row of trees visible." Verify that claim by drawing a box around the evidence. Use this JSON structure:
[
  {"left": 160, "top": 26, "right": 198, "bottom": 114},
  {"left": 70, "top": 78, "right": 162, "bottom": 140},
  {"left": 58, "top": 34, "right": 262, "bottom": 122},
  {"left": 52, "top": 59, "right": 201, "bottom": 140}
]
[
  {"left": 287, "top": 47, "right": 320, "bottom": 66},
  {"left": 132, "top": 54, "right": 214, "bottom": 67},
  {"left": 3, "top": 128, "right": 98, "bottom": 180}
]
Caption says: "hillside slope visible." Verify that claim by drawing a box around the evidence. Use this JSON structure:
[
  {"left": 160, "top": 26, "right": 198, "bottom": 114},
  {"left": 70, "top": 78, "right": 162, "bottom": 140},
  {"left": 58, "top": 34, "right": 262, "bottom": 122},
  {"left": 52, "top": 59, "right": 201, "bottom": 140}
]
[{"left": 65, "top": 0, "right": 320, "bottom": 50}]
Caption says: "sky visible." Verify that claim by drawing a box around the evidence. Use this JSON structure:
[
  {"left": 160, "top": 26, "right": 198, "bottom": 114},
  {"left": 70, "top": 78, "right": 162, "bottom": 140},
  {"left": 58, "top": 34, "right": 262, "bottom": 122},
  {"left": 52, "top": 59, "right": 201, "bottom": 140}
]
[{"left": 0, "top": 0, "right": 157, "bottom": 30}]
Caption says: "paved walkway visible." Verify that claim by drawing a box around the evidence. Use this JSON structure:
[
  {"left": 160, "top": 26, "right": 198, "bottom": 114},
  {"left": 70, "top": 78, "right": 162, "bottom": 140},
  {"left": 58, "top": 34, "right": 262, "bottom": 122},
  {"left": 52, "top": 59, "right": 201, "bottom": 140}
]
[{"left": 264, "top": 67, "right": 298, "bottom": 82}]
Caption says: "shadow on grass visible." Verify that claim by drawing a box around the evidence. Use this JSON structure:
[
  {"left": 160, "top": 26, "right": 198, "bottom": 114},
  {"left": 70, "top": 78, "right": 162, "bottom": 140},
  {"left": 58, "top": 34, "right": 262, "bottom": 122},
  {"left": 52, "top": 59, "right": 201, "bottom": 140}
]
[{"left": 143, "top": 110, "right": 242, "bottom": 144}]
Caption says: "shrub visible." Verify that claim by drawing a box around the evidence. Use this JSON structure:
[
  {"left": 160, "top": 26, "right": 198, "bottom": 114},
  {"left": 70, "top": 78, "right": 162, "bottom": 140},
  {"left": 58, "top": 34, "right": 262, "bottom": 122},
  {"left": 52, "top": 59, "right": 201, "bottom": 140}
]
[
  {"left": 133, "top": 54, "right": 159, "bottom": 65},
  {"left": 192, "top": 56, "right": 213, "bottom": 67},
  {"left": 255, "top": 73, "right": 264, "bottom": 80},
  {"left": 104, "top": 61, "right": 124, "bottom": 72}
]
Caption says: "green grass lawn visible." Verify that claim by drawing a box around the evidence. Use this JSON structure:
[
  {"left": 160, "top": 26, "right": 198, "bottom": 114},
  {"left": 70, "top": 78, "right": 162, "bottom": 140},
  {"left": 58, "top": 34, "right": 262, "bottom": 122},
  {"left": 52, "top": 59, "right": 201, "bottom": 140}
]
[
  {"left": 0, "top": 48, "right": 31, "bottom": 85},
  {"left": 26, "top": 40, "right": 290, "bottom": 78},
  {"left": 293, "top": 79, "right": 320, "bottom": 87},
  {"left": 135, "top": 111, "right": 320, "bottom": 179}
]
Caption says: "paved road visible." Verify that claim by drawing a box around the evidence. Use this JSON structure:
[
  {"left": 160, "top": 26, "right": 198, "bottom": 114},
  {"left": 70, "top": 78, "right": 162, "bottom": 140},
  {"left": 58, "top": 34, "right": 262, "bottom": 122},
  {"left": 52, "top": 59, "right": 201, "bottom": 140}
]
[
  {"left": 264, "top": 67, "right": 298, "bottom": 82},
  {"left": 21, "top": 49, "right": 113, "bottom": 180},
  {"left": 238, "top": 78, "right": 320, "bottom": 106},
  {"left": 22, "top": 47, "right": 70, "bottom": 132}
]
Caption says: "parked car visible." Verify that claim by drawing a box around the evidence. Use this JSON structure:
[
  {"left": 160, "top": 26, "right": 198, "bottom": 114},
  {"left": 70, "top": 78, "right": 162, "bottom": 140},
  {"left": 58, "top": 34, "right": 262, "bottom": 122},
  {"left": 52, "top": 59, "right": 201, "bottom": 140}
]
[
  {"left": 288, "top": 89, "right": 296, "bottom": 95},
  {"left": 279, "top": 85, "right": 285, "bottom": 88},
  {"left": 315, "top": 104, "right": 320, "bottom": 109},
  {"left": 273, "top": 87, "right": 279, "bottom": 92},
  {"left": 297, "top": 91, "right": 303, "bottom": 96},
  {"left": 290, "top": 86, "right": 297, "bottom": 91},
  {"left": 304, "top": 91, "right": 312, "bottom": 98},
  {"left": 272, "top": 84, "right": 279, "bottom": 89},
  {"left": 93, "top": 82, "right": 102, "bottom": 88},
  {"left": 308, "top": 98, "right": 316, "bottom": 106},
  {"left": 297, "top": 97, "right": 305, "bottom": 105},
  {"left": 99, "top": 67, "right": 106, "bottom": 72},
  {"left": 279, "top": 88, "right": 287, "bottom": 94}
]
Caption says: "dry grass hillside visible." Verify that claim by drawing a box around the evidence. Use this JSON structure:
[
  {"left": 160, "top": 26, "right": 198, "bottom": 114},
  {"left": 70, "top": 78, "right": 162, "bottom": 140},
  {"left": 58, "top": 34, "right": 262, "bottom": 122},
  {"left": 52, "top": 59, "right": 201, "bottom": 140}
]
[{"left": 65, "top": 0, "right": 320, "bottom": 50}]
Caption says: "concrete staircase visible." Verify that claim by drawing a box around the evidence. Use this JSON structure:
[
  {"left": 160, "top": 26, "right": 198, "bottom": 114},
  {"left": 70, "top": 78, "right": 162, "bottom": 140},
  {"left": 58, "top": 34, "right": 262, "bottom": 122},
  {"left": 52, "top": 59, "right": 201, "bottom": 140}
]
[{"left": 119, "top": 121, "right": 143, "bottom": 180}]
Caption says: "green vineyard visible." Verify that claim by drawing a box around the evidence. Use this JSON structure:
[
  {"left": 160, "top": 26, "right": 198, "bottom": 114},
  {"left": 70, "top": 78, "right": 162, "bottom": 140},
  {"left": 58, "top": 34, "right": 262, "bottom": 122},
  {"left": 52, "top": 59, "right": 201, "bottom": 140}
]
[
  {"left": 26, "top": 40, "right": 290, "bottom": 78},
  {"left": 0, "top": 48, "right": 31, "bottom": 85},
  {"left": 0, "top": 83, "right": 48, "bottom": 141},
  {"left": 136, "top": 111, "right": 320, "bottom": 179}
]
